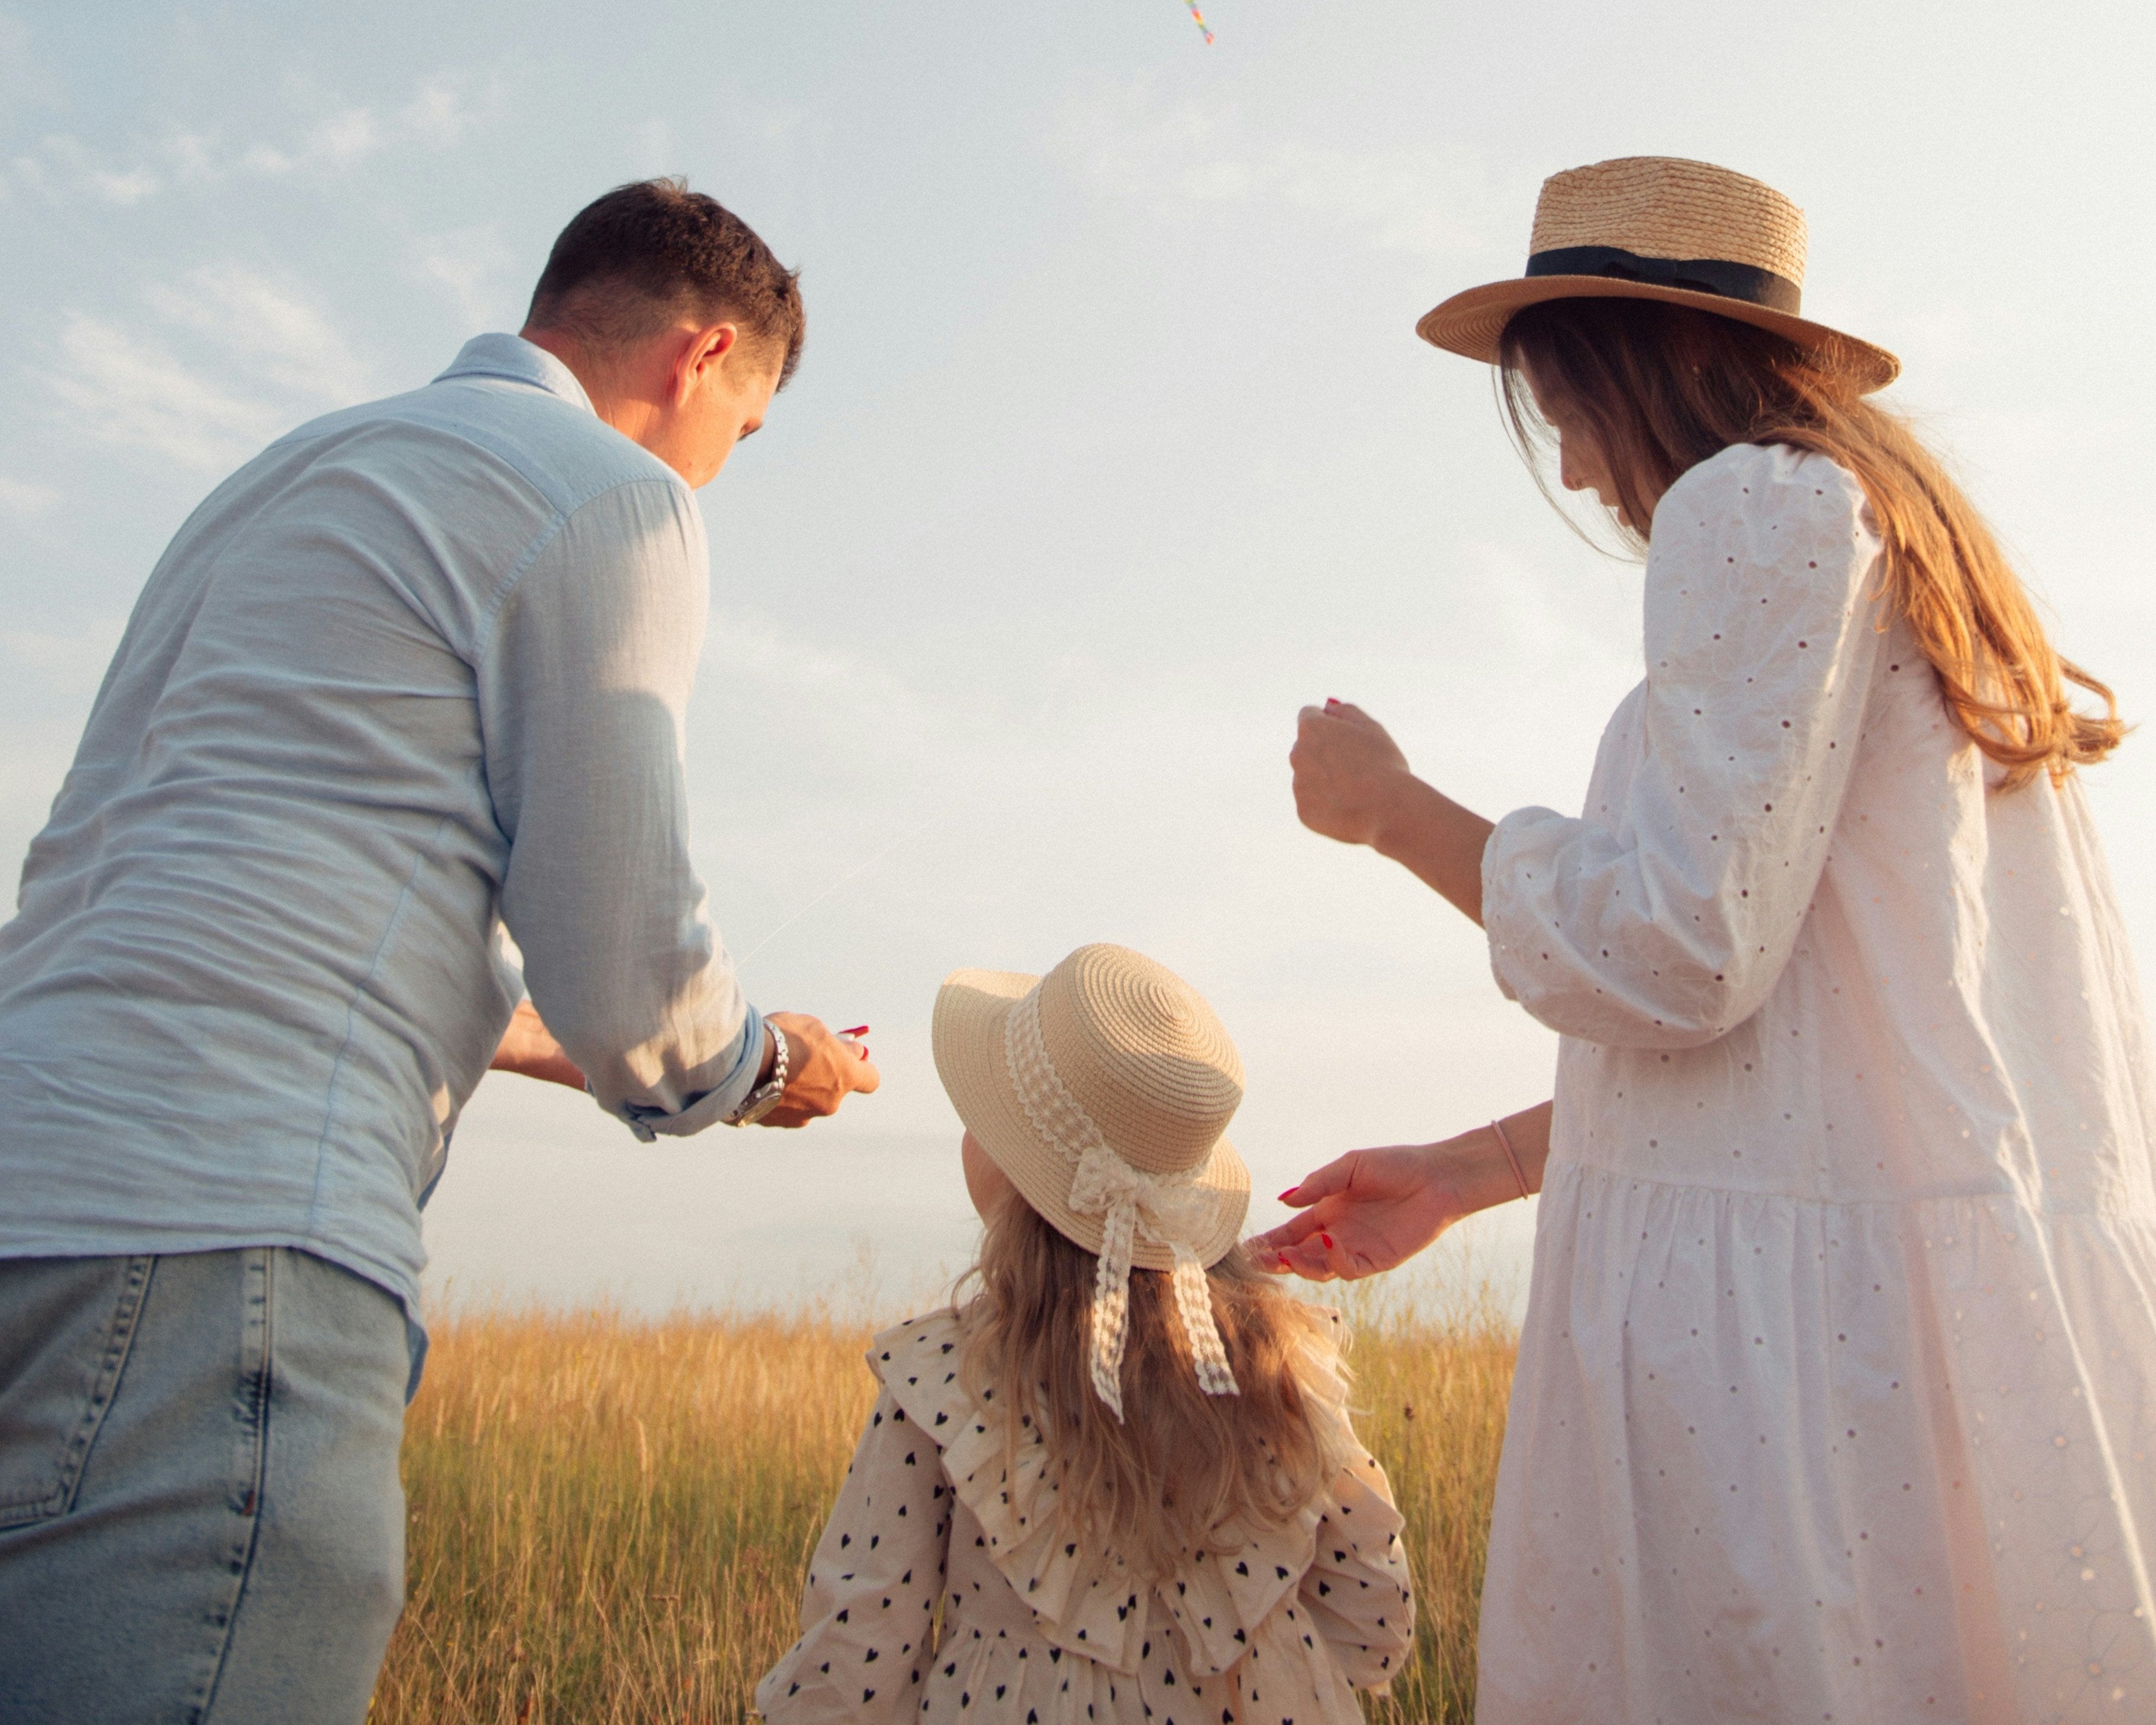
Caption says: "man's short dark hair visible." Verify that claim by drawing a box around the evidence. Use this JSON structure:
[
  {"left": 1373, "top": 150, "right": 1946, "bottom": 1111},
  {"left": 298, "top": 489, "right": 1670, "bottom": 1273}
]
[{"left": 527, "top": 179, "right": 805, "bottom": 387}]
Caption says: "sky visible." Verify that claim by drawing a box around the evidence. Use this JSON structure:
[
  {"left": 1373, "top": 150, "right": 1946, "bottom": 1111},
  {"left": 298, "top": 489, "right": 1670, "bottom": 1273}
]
[{"left": 4, "top": 2, "right": 2153, "bottom": 1322}]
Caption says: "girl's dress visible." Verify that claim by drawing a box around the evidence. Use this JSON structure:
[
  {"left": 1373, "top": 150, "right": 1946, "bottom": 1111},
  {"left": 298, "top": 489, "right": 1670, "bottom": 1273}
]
[
  {"left": 756, "top": 1307, "right": 1414, "bottom": 1725},
  {"left": 1477, "top": 440, "right": 2156, "bottom": 1721}
]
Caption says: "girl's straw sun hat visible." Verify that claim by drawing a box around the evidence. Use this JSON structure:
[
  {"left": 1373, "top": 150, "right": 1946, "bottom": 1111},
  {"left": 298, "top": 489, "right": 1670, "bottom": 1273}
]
[
  {"left": 1417, "top": 155, "right": 1899, "bottom": 393},
  {"left": 934, "top": 943, "right": 1251, "bottom": 1419}
]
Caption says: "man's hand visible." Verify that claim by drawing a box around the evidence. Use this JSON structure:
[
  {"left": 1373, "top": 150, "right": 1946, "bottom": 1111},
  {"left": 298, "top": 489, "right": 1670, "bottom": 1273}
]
[
  {"left": 488, "top": 998, "right": 588, "bottom": 1089},
  {"left": 757, "top": 1011, "right": 881, "bottom": 1129},
  {"left": 1290, "top": 701, "right": 1417, "bottom": 848}
]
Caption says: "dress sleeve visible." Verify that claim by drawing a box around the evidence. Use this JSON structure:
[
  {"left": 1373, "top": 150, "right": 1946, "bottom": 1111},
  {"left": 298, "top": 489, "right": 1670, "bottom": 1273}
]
[
  {"left": 1297, "top": 1451, "right": 1415, "bottom": 1691},
  {"left": 755, "top": 1383, "right": 952, "bottom": 1725},
  {"left": 1480, "top": 445, "right": 1885, "bottom": 1048},
  {"left": 476, "top": 479, "right": 764, "bottom": 1137}
]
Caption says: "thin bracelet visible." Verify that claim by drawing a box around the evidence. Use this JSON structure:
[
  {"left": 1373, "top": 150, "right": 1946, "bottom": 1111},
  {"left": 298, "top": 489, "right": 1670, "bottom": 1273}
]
[{"left": 1490, "top": 1116, "right": 1531, "bottom": 1202}]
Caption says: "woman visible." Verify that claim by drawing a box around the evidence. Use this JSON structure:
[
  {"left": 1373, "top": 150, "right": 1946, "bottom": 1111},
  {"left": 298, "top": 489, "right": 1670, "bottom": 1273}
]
[{"left": 1254, "top": 156, "right": 2156, "bottom": 1723}]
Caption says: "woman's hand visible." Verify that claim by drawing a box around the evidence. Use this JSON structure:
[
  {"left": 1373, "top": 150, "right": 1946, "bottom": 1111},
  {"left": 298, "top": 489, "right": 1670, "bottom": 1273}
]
[
  {"left": 1290, "top": 699, "right": 1496, "bottom": 925},
  {"left": 1250, "top": 1105, "right": 1551, "bottom": 1281},
  {"left": 1290, "top": 701, "right": 1416, "bottom": 848}
]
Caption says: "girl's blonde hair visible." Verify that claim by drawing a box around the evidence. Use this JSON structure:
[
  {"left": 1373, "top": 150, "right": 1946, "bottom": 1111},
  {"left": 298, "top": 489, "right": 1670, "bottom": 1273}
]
[
  {"left": 956, "top": 1188, "right": 1347, "bottom": 1581},
  {"left": 1498, "top": 297, "right": 2125, "bottom": 789}
]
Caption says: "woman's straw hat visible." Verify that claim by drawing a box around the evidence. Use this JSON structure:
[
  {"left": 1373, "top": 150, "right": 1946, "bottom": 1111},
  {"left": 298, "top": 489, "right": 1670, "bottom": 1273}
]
[
  {"left": 934, "top": 943, "right": 1252, "bottom": 1418},
  {"left": 1417, "top": 155, "right": 1898, "bottom": 392}
]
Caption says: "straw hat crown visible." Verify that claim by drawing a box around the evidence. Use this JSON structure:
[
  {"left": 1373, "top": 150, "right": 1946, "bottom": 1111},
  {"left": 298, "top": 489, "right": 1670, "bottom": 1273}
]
[
  {"left": 1528, "top": 157, "right": 1808, "bottom": 291},
  {"left": 933, "top": 945, "right": 1252, "bottom": 1274},
  {"left": 1416, "top": 154, "right": 1897, "bottom": 391},
  {"left": 1037, "top": 943, "right": 1245, "bottom": 1178}
]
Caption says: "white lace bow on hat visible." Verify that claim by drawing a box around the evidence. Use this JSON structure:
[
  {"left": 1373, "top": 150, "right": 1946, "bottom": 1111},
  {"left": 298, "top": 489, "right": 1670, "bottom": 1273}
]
[{"left": 1004, "top": 989, "right": 1240, "bottom": 1419}]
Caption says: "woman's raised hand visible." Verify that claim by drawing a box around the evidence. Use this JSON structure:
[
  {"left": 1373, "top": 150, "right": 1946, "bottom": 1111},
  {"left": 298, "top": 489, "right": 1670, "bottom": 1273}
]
[
  {"left": 1290, "top": 699, "right": 1496, "bottom": 926},
  {"left": 1290, "top": 701, "right": 1415, "bottom": 848}
]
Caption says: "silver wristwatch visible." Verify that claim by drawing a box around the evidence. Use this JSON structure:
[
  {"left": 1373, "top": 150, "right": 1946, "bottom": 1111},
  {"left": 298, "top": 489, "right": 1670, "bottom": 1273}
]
[{"left": 726, "top": 1023, "right": 789, "bottom": 1127}]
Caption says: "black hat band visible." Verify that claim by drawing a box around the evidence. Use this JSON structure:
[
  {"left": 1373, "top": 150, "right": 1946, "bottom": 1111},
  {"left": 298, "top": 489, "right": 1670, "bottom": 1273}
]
[{"left": 1525, "top": 245, "right": 1802, "bottom": 315}]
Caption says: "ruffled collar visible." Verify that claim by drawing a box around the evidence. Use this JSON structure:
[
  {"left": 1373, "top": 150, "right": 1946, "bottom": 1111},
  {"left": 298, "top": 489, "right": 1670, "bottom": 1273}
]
[{"left": 869, "top": 1306, "right": 1360, "bottom": 1678}]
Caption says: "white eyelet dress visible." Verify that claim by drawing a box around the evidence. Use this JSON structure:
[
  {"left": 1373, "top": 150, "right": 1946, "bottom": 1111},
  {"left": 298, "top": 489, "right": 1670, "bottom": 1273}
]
[
  {"left": 755, "top": 1308, "right": 1415, "bottom": 1725},
  {"left": 1475, "top": 442, "right": 2156, "bottom": 1723}
]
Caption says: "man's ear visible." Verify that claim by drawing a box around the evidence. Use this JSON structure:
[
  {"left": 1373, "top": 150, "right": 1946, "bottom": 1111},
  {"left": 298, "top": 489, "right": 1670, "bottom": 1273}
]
[{"left": 673, "top": 323, "right": 741, "bottom": 406}]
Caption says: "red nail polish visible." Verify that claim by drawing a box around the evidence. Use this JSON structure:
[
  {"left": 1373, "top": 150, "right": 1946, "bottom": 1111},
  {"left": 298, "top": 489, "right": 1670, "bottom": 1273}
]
[
  {"left": 1277, "top": 1188, "right": 1298, "bottom": 1202},
  {"left": 838, "top": 1025, "right": 870, "bottom": 1037},
  {"left": 1321, "top": 1233, "right": 1335, "bottom": 1249}
]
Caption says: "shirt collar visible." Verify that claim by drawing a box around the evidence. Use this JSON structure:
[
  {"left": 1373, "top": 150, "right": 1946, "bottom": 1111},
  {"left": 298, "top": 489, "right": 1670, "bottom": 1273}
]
[{"left": 433, "top": 333, "right": 596, "bottom": 417}]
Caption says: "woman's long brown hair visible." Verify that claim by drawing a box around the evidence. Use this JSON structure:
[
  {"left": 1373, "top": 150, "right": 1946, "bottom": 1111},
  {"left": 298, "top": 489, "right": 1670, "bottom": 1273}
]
[
  {"left": 1498, "top": 297, "right": 2124, "bottom": 787},
  {"left": 956, "top": 1191, "right": 1349, "bottom": 1581}
]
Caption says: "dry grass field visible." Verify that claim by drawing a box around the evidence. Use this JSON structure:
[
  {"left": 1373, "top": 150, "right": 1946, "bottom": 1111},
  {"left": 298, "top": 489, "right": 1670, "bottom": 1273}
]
[{"left": 369, "top": 1292, "right": 1515, "bottom": 1725}]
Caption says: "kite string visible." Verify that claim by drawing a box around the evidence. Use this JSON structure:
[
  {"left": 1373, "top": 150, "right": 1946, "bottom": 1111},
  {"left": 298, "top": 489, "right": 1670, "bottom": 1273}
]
[{"left": 735, "top": 813, "right": 939, "bottom": 965}]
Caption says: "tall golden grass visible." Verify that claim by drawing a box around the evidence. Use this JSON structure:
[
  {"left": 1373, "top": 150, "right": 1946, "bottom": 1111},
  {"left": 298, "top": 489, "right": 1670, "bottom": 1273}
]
[{"left": 370, "top": 1293, "right": 1515, "bottom": 1724}]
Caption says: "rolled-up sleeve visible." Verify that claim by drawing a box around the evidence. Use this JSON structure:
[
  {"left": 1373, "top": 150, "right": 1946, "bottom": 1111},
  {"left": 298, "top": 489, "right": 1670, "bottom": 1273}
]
[
  {"left": 476, "top": 477, "right": 761, "bottom": 1136},
  {"left": 1482, "top": 446, "right": 1884, "bottom": 1049}
]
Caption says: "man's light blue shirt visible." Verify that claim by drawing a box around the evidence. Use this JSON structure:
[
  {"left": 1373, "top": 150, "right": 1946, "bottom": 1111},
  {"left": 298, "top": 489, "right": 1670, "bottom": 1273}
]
[{"left": 0, "top": 335, "right": 764, "bottom": 1377}]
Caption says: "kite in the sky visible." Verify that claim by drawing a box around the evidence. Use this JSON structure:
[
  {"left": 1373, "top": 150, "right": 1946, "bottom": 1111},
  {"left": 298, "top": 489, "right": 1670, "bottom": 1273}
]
[{"left": 1183, "top": 0, "right": 1215, "bottom": 44}]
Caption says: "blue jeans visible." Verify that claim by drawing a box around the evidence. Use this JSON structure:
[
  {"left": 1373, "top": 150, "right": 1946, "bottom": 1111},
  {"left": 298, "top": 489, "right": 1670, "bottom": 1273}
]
[{"left": 0, "top": 1248, "right": 408, "bottom": 1723}]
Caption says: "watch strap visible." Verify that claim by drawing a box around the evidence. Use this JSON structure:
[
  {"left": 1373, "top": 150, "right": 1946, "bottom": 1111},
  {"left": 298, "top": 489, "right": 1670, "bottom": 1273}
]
[{"left": 727, "top": 1022, "right": 789, "bottom": 1127}]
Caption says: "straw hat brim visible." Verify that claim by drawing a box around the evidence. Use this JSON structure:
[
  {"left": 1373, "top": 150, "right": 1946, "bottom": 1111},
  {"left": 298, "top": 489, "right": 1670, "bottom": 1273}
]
[
  {"left": 933, "top": 968, "right": 1251, "bottom": 1272},
  {"left": 1417, "top": 275, "right": 1900, "bottom": 394}
]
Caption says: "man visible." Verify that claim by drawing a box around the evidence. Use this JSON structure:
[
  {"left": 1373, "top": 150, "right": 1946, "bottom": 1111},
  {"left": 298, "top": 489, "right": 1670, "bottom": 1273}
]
[{"left": 0, "top": 179, "right": 876, "bottom": 1721}]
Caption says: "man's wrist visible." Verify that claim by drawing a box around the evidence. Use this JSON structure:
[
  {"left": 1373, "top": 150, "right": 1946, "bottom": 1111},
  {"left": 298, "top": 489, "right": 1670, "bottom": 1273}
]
[{"left": 726, "top": 1023, "right": 789, "bottom": 1127}]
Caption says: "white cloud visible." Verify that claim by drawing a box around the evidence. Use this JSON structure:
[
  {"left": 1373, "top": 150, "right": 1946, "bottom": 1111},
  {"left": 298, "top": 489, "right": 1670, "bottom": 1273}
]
[
  {"left": 42, "top": 268, "right": 379, "bottom": 471},
  {"left": 142, "top": 263, "right": 376, "bottom": 406},
  {"left": 310, "top": 105, "right": 382, "bottom": 167},
  {"left": 399, "top": 79, "right": 492, "bottom": 150},
  {"left": 46, "top": 311, "right": 290, "bottom": 469},
  {"left": 0, "top": 615, "right": 128, "bottom": 696},
  {"left": 235, "top": 77, "right": 496, "bottom": 180},
  {"left": 1, "top": 73, "right": 499, "bottom": 206},
  {"left": 710, "top": 607, "right": 921, "bottom": 709},
  {"left": 406, "top": 224, "right": 519, "bottom": 328},
  {"left": 4, "top": 132, "right": 161, "bottom": 204},
  {"left": 1058, "top": 75, "right": 1518, "bottom": 262},
  {"left": 0, "top": 12, "right": 63, "bottom": 135},
  {"left": 0, "top": 475, "right": 59, "bottom": 519}
]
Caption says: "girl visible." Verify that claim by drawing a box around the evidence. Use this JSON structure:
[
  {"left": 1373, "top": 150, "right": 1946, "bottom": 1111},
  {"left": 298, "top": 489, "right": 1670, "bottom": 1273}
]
[
  {"left": 1257, "top": 156, "right": 2156, "bottom": 1721},
  {"left": 758, "top": 943, "right": 1415, "bottom": 1725}
]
